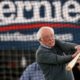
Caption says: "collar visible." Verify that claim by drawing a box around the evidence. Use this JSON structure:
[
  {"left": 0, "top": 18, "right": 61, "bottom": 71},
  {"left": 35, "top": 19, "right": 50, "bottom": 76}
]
[{"left": 41, "top": 43, "right": 51, "bottom": 49}]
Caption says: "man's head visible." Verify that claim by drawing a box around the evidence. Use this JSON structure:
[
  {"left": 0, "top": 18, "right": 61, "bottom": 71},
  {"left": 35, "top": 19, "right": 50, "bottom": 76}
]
[{"left": 37, "top": 26, "right": 55, "bottom": 47}]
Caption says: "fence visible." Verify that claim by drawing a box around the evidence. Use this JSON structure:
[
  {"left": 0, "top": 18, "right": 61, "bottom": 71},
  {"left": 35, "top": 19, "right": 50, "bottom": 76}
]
[
  {"left": 0, "top": 49, "right": 35, "bottom": 80},
  {"left": 0, "top": 0, "right": 80, "bottom": 80}
]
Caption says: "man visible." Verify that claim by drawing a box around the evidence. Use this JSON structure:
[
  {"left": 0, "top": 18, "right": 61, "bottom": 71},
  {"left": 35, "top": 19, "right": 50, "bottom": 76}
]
[
  {"left": 36, "top": 26, "right": 80, "bottom": 80},
  {"left": 20, "top": 62, "right": 45, "bottom": 80}
]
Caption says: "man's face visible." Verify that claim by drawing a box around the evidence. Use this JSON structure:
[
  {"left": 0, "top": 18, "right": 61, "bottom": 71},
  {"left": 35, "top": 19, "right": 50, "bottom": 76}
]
[{"left": 40, "top": 29, "right": 55, "bottom": 47}]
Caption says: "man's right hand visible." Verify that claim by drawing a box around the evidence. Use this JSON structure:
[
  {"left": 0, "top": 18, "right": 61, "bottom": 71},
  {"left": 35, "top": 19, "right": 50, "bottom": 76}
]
[{"left": 72, "top": 50, "right": 80, "bottom": 58}]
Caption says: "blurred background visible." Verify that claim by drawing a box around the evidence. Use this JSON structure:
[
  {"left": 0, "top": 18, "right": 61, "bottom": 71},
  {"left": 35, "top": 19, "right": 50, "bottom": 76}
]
[{"left": 0, "top": 0, "right": 80, "bottom": 80}]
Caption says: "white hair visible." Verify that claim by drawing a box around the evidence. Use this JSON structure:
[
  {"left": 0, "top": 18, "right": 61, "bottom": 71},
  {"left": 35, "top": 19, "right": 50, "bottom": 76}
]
[{"left": 37, "top": 26, "right": 54, "bottom": 40}]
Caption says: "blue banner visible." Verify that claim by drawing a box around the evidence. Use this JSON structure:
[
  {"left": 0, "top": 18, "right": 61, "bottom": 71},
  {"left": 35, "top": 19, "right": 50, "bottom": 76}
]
[{"left": 0, "top": 0, "right": 80, "bottom": 50}]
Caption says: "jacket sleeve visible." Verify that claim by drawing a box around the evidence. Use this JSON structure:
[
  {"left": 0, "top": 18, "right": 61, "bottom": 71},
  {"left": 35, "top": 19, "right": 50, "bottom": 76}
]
[
  {"left": 36, "top": 49, "right": 73, "bottom": 65},
  {"left": 56, "top": 40, "right": 77, "bottom": 54}
]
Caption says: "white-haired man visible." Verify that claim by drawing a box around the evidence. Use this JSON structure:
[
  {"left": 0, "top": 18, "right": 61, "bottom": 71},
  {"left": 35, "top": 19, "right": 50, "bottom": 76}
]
[{"left": 36, "top": 26, "right": 80, "bottom": 80}]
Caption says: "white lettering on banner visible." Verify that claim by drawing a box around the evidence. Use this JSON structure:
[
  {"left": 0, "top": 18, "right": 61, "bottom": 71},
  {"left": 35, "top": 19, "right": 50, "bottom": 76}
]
[
  {"left": 0, "top": 1, "right": 80, "bottom": 25},
  {"left": 0, "top": 32, "right": 37, "bottom": 41},
  {"left": 0, "top": 32, "right": 73, "bottom": 41},
  {"left": 0, "top": 1, "right": 16, "bottom": 21},
  {"left": 63, "top": 1, "right": 80, "bottom": 22},
  {"left": 55, "top": 34, "right": 73, "bottom": 41}
]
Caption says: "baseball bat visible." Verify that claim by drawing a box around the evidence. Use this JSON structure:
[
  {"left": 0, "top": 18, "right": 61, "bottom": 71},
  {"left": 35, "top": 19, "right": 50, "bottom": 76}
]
[{"left": 66, "top": 53, "right": 80, "bottom": 71}]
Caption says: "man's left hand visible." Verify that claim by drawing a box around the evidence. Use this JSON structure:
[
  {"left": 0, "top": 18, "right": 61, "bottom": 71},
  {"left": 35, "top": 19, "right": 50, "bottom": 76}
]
[{"left": 75, "top": 45, "right": 80, "bottom": 51}]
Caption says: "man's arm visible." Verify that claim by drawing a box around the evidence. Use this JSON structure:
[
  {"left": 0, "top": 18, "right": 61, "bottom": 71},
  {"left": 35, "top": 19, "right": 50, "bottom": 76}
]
[
  {"left": 56, "top": 40, "right": 77, "bottom": 54},
  {"left": 56, "top": 40, "right": 80, "bottom": 62},
  {"left": 36, "top": 49, "right": 73, "bottom": 65}
]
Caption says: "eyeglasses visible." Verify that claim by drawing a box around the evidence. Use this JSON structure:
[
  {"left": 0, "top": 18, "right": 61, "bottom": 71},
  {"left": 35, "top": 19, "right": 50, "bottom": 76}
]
[{"left": 41, "top": 34, "right": 55, "bottom": 40}]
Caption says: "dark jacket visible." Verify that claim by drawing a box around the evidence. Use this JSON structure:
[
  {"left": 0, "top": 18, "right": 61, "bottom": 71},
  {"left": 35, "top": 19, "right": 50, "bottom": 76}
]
[{"left": 36, "top": 40, "right": 77, "bottom": 80}]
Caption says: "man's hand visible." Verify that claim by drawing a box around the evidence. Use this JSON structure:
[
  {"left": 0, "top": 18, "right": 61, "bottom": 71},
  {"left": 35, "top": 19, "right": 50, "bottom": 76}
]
[
  {"left": 75, "top": 45, "right": 80, "bottom": 51},
  {"left": 72, "top": 45, "right": 80, "bottom": 58}
]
